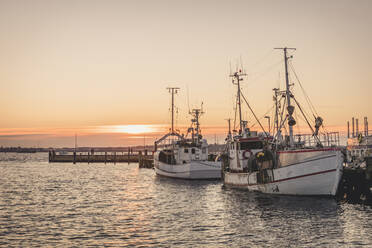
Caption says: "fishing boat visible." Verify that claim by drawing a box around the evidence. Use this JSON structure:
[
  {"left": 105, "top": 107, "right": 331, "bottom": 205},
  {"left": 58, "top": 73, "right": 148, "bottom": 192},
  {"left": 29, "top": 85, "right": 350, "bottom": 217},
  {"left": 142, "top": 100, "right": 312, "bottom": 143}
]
[
  {"left": 222, "top": 47, "right": 344, "bottom": 196},
  {"left": 153, "top": 88, "right": 221, "bottom": 179}
]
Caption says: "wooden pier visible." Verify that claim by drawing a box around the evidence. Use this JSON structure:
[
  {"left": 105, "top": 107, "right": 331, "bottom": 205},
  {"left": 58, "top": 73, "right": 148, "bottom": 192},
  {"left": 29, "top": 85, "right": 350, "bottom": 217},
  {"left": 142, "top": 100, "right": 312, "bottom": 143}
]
[
  {"left": 49, "top": 149, "right": 153, "bottom": 166},
  {"left": 138, "top": 157, "right": 154, "bottom": 168}
]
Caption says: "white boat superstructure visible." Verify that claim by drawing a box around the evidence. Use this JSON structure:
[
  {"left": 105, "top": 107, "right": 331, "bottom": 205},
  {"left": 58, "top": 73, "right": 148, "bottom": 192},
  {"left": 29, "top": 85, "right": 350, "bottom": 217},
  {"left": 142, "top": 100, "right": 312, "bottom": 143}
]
[
  {"left": 153, "top": 88, "right": 221, "bottom": 179},
  {"left": 222, "top": 48, "right": 343, "bottom": 196}
]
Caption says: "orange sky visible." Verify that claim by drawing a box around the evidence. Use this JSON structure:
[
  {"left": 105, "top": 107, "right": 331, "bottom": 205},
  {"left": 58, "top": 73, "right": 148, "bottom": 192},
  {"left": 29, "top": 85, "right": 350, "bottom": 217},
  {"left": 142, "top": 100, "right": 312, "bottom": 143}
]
[{"left": 0, "top": 0, "right": 371, "bottom": 147}]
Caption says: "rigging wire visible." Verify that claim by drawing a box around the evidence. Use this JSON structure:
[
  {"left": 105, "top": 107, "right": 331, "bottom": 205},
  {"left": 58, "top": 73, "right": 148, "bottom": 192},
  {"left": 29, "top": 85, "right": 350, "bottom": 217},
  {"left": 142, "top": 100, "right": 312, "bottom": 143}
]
[
  {"left": 289, "top": 61, "right": 319, "bottom": 118},
  {"left": 296, "top": 111, "right": 310, "bottom": 133},
  {"left": 247, "top": 49, "right": 276, "bottom": 72},
  {"left": 292, "top": 96, "right": 322, "bottom": 145},
  {"left": 250, "top": 105, "right": 275, "bottom": 129},
  {"left": 289, "top": 61, "right": 330, "bottom": 136},
  {"left": 271, "top": 101, "right": 276, "bottom": 134},
  {"left": 240, "top": 92, "right": 268, "bottom": 136},
  {"left": 321, "top": 122, "right": 329, "bottom": 134},
  {"left": 290, "top": 82, "right": 314, "bottom": 128},
  {"left": 233, "top": 93, "right": 238, "bottom": 132},
  {"left": 295, "top": 108, "right": 301, "bottom": 135},
  {"left": 248, "top": 59, "right": 284, "bottom": 84},
  {"left": 279, "top": 95, "right": 287, "bottom": 131}
]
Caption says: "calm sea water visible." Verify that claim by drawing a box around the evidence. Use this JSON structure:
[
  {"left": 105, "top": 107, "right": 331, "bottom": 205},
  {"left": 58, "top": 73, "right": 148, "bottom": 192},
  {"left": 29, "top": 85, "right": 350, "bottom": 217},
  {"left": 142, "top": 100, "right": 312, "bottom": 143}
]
[{"left": 0, "top": 153, "right": 371, "bottom": 247}]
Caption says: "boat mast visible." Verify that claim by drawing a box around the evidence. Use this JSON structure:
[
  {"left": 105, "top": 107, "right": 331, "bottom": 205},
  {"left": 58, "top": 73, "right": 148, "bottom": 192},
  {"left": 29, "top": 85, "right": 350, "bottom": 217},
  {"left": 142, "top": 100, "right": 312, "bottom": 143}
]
[
  {"left": 230, "top": 70, "right": 247, "bottom": 134},
  {"left": 275, "top": 47, "right": 296, "bottom": 147},
  {"left": 167, "top": 87, "right": 180, "bottom": 134},
  {"left": 190, "top": 107, "right": 204, "bottom": 143},
  {"left": 273, "top": 88, "right": 280, "bottom": 134}
]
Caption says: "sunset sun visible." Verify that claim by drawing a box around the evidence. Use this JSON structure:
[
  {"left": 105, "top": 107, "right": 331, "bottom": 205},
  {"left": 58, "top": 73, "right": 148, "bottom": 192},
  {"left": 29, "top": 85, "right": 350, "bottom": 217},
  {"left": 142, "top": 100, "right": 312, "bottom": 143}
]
[{"left": 113, "top": 125, "right": 157, "bottom": 134}]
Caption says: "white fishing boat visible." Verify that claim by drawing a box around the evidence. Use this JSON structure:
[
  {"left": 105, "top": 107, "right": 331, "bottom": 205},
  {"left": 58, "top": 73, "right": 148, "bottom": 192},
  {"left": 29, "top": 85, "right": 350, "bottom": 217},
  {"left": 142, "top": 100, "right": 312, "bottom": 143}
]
[
  {"left": 222, "top": 47, "right": 343, "bottom": 196},
  {"left": 154, "top": 88, "right": 221, "bottom": 179}
]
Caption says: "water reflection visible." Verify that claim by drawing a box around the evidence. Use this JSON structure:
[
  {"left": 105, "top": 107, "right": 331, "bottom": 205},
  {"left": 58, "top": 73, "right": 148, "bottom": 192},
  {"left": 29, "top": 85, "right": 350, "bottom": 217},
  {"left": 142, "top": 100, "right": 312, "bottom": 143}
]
[
  {"left": 219, "top": 189, "right": 347, "bottom": 247},
  {"left": 0, "top": 153, "right": 371, "bottom": 247}
]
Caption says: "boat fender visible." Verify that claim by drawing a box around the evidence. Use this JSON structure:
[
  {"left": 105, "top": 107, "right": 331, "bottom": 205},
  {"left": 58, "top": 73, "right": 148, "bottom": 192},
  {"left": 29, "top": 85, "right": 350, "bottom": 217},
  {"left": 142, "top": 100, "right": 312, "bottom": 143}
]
[{"left": 243, "top": 149, "right": 252, "bottom": 159}]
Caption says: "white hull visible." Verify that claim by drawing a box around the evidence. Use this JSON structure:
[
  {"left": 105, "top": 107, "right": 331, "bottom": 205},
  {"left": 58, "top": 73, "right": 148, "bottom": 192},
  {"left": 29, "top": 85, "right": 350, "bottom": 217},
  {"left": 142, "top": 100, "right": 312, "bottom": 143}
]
[
  {"left": 155, "top": 160, "right": 221, "bottom": 179},
  {"left": 224, "top": 149, "right": 343, "bottom": 196}
]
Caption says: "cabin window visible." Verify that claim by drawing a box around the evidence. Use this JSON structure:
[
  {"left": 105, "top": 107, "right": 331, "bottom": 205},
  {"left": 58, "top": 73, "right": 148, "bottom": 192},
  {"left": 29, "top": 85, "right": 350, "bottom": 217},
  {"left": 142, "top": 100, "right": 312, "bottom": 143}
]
[
  {"left": 184, "top": 148, "right": 189, "bottom": 153},
  {"left": 240, "top": 141, "right": 263, "bottom": 150},
  {"left": 191, "top": 148, "right": 195, "bottom": 154}
]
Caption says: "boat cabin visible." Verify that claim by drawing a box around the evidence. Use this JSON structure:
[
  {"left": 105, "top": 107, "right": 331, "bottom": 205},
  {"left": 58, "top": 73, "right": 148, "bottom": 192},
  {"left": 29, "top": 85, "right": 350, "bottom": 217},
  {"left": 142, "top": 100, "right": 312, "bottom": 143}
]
[
  {"left": 156, "top": 138, "right": 209, "bottom": 165},
  {"left": 227, "top": 129, "right": 273, "bottom": 172}
]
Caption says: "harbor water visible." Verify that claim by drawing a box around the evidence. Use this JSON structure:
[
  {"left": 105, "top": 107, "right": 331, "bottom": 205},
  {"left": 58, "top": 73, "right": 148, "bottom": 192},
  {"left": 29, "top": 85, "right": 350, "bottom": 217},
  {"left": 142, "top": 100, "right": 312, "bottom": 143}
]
[{"left": 1, "top": 153, "right": 371, "bottom": 247}]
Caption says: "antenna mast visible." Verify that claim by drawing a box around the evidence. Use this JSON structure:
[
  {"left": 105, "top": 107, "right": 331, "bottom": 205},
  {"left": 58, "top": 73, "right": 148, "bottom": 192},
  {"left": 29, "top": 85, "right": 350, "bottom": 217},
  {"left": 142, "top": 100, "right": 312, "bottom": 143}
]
[
  {"left": 230, "top": 70, "right": 247, "bottom": 134},
  {"left": 190, "top": 107, "right": 204, "bottom": 143},
  {"left": 275, "top": 47, "right": 296, "bottom": 147},
  {"left": 167, "top": 87, "right": 180, "bottom": 133}
]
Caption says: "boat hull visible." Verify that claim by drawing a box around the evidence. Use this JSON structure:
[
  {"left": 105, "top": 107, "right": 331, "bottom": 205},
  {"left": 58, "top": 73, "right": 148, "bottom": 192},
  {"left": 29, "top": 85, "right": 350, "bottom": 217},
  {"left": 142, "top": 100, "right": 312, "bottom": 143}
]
[
  {"left": 224, "top": 149, "right": 343, "bottom": 196},
  {"left": 154, "top": 160, "right": 221, "bottom": 179}
]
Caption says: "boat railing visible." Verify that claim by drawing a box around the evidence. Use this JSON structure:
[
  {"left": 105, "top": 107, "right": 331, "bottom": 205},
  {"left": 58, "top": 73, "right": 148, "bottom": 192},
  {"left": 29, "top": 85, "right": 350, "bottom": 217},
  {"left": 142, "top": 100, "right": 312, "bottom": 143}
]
[
  {"left": 293, "top": 132, "right": 340, "bottom": 148},
  {"left": 154, "top": 132, "right": 184, "bottom": 151}
]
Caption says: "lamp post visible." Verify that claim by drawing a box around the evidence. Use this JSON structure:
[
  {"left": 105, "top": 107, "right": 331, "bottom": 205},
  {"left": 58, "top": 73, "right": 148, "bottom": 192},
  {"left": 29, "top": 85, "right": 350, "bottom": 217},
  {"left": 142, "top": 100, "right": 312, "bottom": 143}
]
[{"left": 264, "top": 116, "right": 271, "bottom": 135}]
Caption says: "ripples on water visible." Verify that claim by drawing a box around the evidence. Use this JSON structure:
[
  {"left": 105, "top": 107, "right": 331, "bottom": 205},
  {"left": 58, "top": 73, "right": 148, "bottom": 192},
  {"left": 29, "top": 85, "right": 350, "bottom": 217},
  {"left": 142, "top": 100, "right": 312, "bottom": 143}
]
[{"left": 0, "top": 153, "right": 371, "bottom": 247}]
